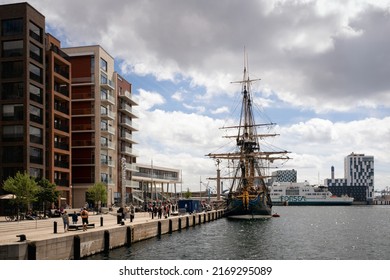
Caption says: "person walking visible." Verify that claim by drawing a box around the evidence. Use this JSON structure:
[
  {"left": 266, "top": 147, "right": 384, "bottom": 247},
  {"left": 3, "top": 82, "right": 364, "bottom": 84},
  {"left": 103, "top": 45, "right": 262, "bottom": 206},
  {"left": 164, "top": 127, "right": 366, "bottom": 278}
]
[
  {"left": 71, "top": 211, "right": 78, "bottom": 224},
  {"left": 81, "top": 208, "right": 89, "bottom": 231},
  {"left": 62, "top": 211, "right": 69, "bottom": 232}
]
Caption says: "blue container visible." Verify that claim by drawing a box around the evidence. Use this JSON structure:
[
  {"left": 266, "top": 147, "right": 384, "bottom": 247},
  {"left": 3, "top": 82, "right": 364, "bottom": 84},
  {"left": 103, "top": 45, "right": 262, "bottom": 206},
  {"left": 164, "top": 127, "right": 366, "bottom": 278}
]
[{"left": 178, "top": 199, "right": 200, "bottom": 213}]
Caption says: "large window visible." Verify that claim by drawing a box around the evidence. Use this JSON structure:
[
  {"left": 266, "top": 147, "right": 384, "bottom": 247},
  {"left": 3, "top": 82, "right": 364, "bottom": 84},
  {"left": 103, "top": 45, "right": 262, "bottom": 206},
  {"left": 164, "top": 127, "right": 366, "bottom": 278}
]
[
  {"left": 29, "top": 42, "right": 42, "bottom": 63},
  {"left": 29, "top": 21, "right": 42, "bottom": 43},
  {"left": 2, "top": 125, "right": 23, "bottom": 141},
  {"left": 2, "top": 104, "right": 23, "bottom": 121},
  {"left": 30, "top": 126, "right": 42, "bottom": 144},
  {"left": 29, "top": 63, "right": 42, "bottom": 83},
  {"left": 2, "top": 40, "right": 23, "bottom": 57},
  {"left": 29, "top": 105, "right": 42, "bottom": 124},
  {"left": 100, "top": 58, "right": 107, "bottom": 72},
  {"left": 1, "top": 18, "right": 23, "bottom": 36},
  {"left": 1, "top": 61, "right": 23, "bottom": 79},
  {"left": 1, "top": 82, "right": 24, "bottom": 100},
  {"left": 30, "top": 146, "right": 43, "bottom": 164},
  {"left": 29, "top": 83, "right": 43, "bottom": 103}
]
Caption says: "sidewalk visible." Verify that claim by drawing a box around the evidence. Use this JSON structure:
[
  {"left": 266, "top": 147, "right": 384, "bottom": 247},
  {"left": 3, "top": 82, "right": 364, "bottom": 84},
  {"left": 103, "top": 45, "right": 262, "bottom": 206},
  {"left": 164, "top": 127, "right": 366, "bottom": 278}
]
[{"left": 0, "top": 211, "right": 151, "bottom": 245}]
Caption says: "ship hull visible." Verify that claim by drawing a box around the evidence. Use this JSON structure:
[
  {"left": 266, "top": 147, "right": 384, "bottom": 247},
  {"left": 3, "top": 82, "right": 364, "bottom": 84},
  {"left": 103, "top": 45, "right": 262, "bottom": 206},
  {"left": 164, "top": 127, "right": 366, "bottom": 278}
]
[{"left": 224, "top": 195, "right": 272, "bottom": 219}]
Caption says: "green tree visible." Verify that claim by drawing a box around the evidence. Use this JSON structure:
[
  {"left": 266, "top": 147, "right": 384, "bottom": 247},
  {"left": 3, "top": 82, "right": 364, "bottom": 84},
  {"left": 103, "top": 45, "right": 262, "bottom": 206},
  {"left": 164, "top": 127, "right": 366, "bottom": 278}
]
[
  {"left": 3, "top": 171, "right": 40, "bottom": 216},
  {"left": 36, "top": 178, "right": 60, "bottom": 214},
  {"left": 87, "top": 182, "right": 107, "bottom": 212},
  {"left": 184, "top": 188, "right": 192, "bottom": 199}
]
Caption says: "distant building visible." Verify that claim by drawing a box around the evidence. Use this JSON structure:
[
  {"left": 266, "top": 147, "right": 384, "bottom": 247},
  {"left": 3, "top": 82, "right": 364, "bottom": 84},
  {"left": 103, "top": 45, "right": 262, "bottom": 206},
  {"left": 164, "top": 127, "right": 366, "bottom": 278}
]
[
  {"left": 325, "top": 153, "right": 374, "bottom": 203},
  {"left": 268, "top": 169, "right": 297, "bottom": 185}
]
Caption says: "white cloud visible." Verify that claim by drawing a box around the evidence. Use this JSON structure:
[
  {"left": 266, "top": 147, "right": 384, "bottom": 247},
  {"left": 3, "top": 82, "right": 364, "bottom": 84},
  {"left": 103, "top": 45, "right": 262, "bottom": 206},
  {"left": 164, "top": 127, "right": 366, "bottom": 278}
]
[
  {"left": 137, "top": 89, "right": 165, "bottom": 111},
  {"left": 4, "top": 0, "right": 389, "bottom": 190}
]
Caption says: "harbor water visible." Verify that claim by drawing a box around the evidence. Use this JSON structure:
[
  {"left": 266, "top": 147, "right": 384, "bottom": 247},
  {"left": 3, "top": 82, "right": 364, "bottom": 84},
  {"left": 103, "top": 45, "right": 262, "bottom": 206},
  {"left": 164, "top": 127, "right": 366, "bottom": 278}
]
[{"left": 86, "top": 205, "right": 390, "bottom": 260}]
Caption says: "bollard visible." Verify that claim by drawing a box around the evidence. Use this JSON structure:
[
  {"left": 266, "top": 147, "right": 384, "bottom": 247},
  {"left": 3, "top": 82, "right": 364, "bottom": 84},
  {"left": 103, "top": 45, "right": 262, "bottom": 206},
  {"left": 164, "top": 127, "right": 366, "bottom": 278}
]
[
  {"left": 100, "top": 216, "right": 103, "bottom": 227},
  {"left": 104, "top": 230, "right": 110, "bottom": 254},
  {"left": 53, "top": 221, "right": 57, "bottom": 233},
  {"left": 168, "top": 219, "right": 172, "bottom": 234},
  {"left": 157, "top": 221, "right": 162, "bottom": 237},
  {"left": 178, "top": 218, "right": 182, "bottom": 231},
  {"left": 74, "top": 236, "right": 81, "bottom": 260},
  {"left": 126, "top": 226, "right": 132, "bottom": 247},
  {"left": 27, "top": 243, "right": 36, "bottom": 260}
]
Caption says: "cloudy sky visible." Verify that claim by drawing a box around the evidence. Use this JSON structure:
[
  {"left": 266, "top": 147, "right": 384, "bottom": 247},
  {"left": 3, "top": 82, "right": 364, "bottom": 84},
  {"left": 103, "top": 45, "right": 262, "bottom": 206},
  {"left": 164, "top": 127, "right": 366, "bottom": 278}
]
[{"left": 4, "top": 0, "right": 390, "bottom": 192}]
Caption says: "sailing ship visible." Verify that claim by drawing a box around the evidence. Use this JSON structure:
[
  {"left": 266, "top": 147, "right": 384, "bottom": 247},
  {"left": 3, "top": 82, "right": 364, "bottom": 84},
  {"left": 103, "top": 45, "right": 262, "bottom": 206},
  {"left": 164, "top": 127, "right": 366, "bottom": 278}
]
[{"left": 207, "top": 56, "right": 290, "bottom": 219}]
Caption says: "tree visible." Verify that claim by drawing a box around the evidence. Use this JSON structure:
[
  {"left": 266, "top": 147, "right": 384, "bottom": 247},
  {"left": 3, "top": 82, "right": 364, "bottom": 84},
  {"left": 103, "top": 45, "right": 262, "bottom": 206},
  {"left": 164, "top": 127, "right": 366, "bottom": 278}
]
[
  {"left": 184, "top": 188, "right": 192, "bottom": 199},
  {"left": 87, "top": 182, "right": 107, "bottom": 212},
  {"left": 3, "top": 171, "right": 40, "bottom": 215},
  {"left": 36, "top": 178, "right": 60, "bottom": 214}
]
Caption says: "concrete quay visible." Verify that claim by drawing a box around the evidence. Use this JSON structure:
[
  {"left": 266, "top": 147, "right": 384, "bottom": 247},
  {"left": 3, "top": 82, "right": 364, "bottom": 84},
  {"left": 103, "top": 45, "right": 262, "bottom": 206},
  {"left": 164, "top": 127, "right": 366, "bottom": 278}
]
[{"left": 0, "top": 209, "right": 224, "bottom": 260}]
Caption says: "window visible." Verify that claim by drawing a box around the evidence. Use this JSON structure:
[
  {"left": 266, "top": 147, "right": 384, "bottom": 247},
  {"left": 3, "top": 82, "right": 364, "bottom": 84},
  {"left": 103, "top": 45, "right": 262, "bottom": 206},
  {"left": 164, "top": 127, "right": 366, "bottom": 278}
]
[
  {"left": 100, "top": 105, "right": 108, "bottom": 115},
  {"left": 29, "top": 63, "right": 42, "bottom": 83},
  {"left": 1, "top": 18, "right": 23, "bottom": 36},
  {"left": 2, "top": 40, "right": 23, "bottom": 57},
  {"left": 100, "top": 58, "right": 107, "bottom": 72},
  {"left": 101, "top": 120, "right": 108, "bottom": 130},
  {"left": 30, "top": 147, "right": 43, "bottom": 164},
  {"left": 29, "top": 84, "right": 43, "bottom": 103},
  {"left": 29, "top": 126, "right": 43, "bottom": 144},
  {"left": 100, "top": 73, "right": 108, "bottom": 84},
  {"left": 29, "top": 21, "right": 42, "bottom": 42},
  {"left": 29, "top": 42, "right": 42, "bottom": 63},
  {"left": 29, "top": 105, "right": 42, "bottom": 123},
  {"left": 2, "top": 125, "right": 23, "bottom": 141},
  {"left": 1, "top": 82, "right": 24, "bottom": 100},
  {"left": 2, "top": 104, "right": 23, "bottom": 121},
  {"left": 1, "top": 61, "right": 23, "bottom": 79},
  {"left": 29, "top": 167, "right": 42, "bottom": 178}
]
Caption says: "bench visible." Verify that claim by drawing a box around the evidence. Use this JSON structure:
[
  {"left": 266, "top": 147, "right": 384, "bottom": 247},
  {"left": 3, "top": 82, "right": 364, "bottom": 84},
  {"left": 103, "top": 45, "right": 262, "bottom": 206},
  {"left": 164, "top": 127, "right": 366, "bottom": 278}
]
[
  {"left": 16, "top": 234, "right": 26, "bottom": 242},
  {"left": 68, "top": 223, "right": 95, "bottom": 231}
]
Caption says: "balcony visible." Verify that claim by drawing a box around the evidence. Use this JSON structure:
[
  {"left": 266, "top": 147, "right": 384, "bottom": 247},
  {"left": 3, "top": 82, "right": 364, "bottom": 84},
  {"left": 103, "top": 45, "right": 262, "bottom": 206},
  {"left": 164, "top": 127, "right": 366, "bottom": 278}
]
[
  {"left": 101, "top": 94, "right": 115, "bottom": 105},
  {"left": 101, "top": 110, "right": 116, "bottom": 120},
  {"left": 119, "top": 131, "right": 136, "bottom": 144},
  {"left": 119, "top": 90, "right": 139, "bottom": 105},
  {"left": 54, "top": 160, "right": 69, "bottom": 169},
  {"left": 119, "top": 103, "right": 138, "bottom": 118},
  {"left": 121, "top": 146, "right": 138, "bottom": 156},
  {"left": 54, "top": 141, "right": 69, "bottom": 151},
  {"left": 54, "top": 179, "right": 69, "bottom": 187},
  {"left": 101, "top": 125, "right": 115, "bottom": 135},
  {"left": 100, "top": 79, "right": 115, "bottom": 90},
  {"left": 101, "top": 141, "right": 115, "bottom": 150},
  {"left": 120, "top": 118, "right": 138, "bottom": 131},
  {"left": 101, "top": 159, "right": 115, "bottom": 167}
]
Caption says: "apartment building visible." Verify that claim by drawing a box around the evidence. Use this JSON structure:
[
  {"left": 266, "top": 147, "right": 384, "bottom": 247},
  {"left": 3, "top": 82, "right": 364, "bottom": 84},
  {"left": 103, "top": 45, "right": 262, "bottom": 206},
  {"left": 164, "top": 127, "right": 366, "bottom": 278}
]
[
  {"left": 45, "top": 34, "right": 72, "bottom": 204},
  {"left": 63, "top": 46, "right": 139, "bottom": 208},
  {"left": 0, "top": 3, "right": 140, "bottom": 209},
  {"left": 0, "top": 3, "right": 47, "bottom": 184},
  {"left": 116, "top": 73, "right": 139, "bottom": 205}
]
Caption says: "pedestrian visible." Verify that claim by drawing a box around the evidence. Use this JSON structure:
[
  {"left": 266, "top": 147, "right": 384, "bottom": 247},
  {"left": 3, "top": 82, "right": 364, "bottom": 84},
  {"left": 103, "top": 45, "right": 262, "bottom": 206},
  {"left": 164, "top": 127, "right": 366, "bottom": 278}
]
[
  {"left": 71, "top": 211, "right": 78, "bottom": 224},
  {"left": 62, "top": 211, "right": 69, "bottom": 232},
  {"left": 81, "top": 207, "right": 89, "bottom": 231},
  {"left": 130, "top": 204, "right": 135, "bottom": 222},
  {"left": 158, "top": 205, "right": 162, "bottom": 219}
]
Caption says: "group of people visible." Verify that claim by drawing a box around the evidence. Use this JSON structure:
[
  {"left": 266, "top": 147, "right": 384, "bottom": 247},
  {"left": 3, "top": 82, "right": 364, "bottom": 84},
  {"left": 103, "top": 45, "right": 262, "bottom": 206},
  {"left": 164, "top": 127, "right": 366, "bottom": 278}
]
[
  {"left": 147, "top": 202, "right": 173, "bottom": 219},
  {"left": 61, "top": 208, "right": 89, "bottom": 232},
  {"left": 117, "top": 204, "right": 136, "bottom": 222}
]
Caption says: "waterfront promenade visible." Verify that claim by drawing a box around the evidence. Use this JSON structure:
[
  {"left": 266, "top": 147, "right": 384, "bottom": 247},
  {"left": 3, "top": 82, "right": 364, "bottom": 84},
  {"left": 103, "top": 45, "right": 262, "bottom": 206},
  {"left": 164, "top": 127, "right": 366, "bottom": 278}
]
[
  {"left": 0, "top": 209, "right": 145, "bottom": 245},
  {"left": 0, "top": 209, "right": 223, "bottom": 259}
]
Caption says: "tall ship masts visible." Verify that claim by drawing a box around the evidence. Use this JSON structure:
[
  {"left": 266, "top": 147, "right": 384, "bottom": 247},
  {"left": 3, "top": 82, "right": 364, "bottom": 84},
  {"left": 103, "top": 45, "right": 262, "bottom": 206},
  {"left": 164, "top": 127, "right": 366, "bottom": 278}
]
[{"left": 207, "top": 56, "right": 290, "bottom": 219}]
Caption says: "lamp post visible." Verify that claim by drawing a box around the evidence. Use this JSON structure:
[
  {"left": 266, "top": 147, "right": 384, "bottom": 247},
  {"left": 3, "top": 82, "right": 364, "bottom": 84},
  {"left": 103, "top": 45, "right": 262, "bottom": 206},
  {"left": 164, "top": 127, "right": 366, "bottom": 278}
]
[{"left": 121, "top": 157, "right": 126, "bottom": 207}]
